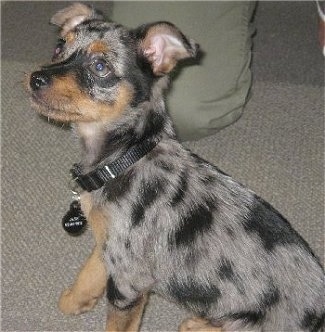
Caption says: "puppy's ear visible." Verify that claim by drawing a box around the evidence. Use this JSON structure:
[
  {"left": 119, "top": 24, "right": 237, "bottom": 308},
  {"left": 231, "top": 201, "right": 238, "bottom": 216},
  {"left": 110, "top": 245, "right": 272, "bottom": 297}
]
[
  {"left": 136, "top": 22, "right": 199, "bottom": 76},
  {"left": 50, "top": 3, "right": 104, "bottom": 37}
]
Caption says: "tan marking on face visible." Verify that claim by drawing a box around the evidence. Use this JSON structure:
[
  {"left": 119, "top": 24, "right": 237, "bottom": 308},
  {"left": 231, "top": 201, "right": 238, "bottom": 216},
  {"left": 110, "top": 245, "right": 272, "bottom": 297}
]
[
  {"left": 31, "top": 74, "right": 133, "bottom": 123},
  {"left": 65, "top": 31, "right": 75, "bottom": 43},
  {"left": 87, "top": 41, "right": 109, "bottom": 54}
]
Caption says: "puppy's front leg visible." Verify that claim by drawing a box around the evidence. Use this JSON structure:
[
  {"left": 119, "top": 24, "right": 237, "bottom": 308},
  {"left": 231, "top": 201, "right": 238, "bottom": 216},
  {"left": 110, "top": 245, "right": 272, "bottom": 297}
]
[
  {"left": 59, "top": 244, "right": 107, "bottom": 315},
  {"left": 59, "top": 201, "right": 108, "bottom": 315},
  {"left": 179, "top": 317, "right": 222, "bottom": 332},
  {"left": 106, "top": 294, "right": 148, "bottom": 332}
]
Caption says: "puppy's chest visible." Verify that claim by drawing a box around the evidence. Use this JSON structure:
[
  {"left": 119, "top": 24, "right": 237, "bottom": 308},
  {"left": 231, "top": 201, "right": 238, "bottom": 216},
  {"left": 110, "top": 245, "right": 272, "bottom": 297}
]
[
  {"left": 107, "top": 203, "right": 155, "bottom": 256},
  {"left": 104, "top": 205, "right": 157, "bottom": 287}
]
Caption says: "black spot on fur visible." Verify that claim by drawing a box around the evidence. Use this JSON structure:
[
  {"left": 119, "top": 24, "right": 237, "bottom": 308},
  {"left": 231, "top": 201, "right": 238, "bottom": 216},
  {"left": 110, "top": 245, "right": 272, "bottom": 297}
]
[
  {"left": 131, "top": 204, "right": 145, "bottom": 227},
  {"left": 131, "top": 202, "right": 145, "bottom": 226},
  {"left": 107, "top": 276, "right": 139, "bottom": 310},
  {"left": 301, "top": 309, "right": 325, "bottom": 332},
  {"left": 85, "top": 24, "right": 107, "bottom": 34},
  {"left": 170, "top": 170, "right": 188, "bottom": 207},
  {"left": 127, "top": 68, "right": 153, "bottom": 106},
  {"left": 185, "top": 251, "right": 200, "bottom": 268},
  {"left": 98, "top": 126, "right": 136, "bottom": 158},
  {"left": 227, "top": 281, "right": 279, "bottom": 326},
  {"left": 153, "top": 159, "right": 174, "bottom": 172},
  {"left": 218, "top": 258, "right": 245, "bottom": 295},
  {"left": 243, "top": 196, "right": 306, "bottom": 251},
  {"left": 141, "top": 110, "right": 166, "bottom": 140},
  {"left": 170, "top": 199, "right": 214, "bottom": 247},
  {"left": 261, "top": 282, "right": 280, "bottom": 308},
  {"left": 146, "top": 146, "right": 163, "bottom": 160},
  {"left": 107, "top": 276, "right": 126, "bottom": 305},
  {"left": 105, "top": 169, "right": 135, "bottom": 201},
  {"left": 168, "top": 276, "right": 221, "bottom": 312},
  {"left": 225, "top": 226, "right": 235, "bottom": 239},
  {"left": 200, "top": 174, "right": 216, "bottom": 185},
  {"left": 131, "top": 178, "right": 163, "bottom": 227},
  {"left": 219, "top": 258, "right": 234, "bottom": 281},
  {"left": 110, "top": 256, "right": 116, "bottom": 265},
  {"left": 228, "top": 310, "right": 265, "bottom": 325},
  {"left": 125, "top": 239, "right": 131, "bottom": 250}
]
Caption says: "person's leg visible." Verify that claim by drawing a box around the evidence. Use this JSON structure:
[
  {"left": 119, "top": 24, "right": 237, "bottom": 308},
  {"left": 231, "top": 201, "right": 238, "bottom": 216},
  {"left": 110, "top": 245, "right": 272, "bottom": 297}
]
[{"left": 111, "top": 1, "right": 256, "bottom": 141}]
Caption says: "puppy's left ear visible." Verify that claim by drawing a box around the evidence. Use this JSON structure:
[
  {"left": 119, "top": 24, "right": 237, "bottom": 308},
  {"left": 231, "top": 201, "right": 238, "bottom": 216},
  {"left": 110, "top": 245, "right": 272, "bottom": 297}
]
[
  {"left": 50, "top": 3, "right": 104, "bottom": 38},
  {"left": 136, "top": 22, "right": 199, "bottom": 76}
]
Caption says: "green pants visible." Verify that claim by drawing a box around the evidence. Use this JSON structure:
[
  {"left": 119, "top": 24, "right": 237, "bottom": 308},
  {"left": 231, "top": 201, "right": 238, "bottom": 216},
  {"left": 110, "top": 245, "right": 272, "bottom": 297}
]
[{"left": 111, "top": 1, "right": 256, "bottom": 141}]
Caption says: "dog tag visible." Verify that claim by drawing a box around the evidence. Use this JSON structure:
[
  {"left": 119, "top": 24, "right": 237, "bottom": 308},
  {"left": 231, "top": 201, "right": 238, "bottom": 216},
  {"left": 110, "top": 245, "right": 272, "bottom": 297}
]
[{"left": 62, "top": 200, "right": 87, "bottom": 236}]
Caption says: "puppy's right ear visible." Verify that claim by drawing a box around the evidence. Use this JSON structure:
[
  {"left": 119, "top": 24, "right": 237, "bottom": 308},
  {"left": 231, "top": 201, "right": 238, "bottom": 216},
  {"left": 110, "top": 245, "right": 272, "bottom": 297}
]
[
  {"left": 135, "top": 22, "right": 199, "bottom": 76},
  {"left": 50, "top": 3, "right": 104, "bottom": 38}
]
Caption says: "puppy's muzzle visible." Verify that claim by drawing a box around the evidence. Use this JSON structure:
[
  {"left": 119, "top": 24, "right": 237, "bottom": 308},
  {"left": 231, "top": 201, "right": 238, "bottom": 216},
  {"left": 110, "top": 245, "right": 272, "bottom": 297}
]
[{"left": 30, "top": 71, "right": 52, "bottom": 91}]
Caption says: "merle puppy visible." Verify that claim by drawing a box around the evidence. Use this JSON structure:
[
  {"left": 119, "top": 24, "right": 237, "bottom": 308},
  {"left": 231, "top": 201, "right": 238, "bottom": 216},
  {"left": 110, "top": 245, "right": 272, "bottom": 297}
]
[{"left": 29, "top": 3, "right": 324, "bottom": 331}]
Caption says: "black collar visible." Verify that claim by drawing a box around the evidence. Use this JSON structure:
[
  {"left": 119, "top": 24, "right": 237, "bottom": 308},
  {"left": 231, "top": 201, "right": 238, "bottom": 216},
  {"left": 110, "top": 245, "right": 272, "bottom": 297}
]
[{"left": 70, "top": 138, "right": 159, "bottom": 192}]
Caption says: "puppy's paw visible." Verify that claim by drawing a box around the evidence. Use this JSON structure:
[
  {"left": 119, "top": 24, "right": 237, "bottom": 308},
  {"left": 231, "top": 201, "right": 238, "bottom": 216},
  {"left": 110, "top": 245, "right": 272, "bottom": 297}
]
[
  {"left": 179, "top": 317, "right": 222, "bottom": 332},
  {"left": 58, "top": 288, "right": 98, "bottom": 315}
]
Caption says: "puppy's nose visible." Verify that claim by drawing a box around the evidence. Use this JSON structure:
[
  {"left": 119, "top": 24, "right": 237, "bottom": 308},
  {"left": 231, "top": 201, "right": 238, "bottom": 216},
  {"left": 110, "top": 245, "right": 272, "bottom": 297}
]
[{"left": 30, "top": 71, "right": 51, "bottom": 91}]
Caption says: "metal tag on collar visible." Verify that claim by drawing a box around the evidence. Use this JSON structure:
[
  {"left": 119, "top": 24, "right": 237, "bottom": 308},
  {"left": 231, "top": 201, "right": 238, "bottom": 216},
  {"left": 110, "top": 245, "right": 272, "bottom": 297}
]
[
  {"left": 69, "top": 176, "right": 82, "bottom": 199},
  {"left": 62, "top": 173, "right": 87, "bottom": 236},
  {"left": 62, "top": 199, "right": 87, "bottom": 236}
]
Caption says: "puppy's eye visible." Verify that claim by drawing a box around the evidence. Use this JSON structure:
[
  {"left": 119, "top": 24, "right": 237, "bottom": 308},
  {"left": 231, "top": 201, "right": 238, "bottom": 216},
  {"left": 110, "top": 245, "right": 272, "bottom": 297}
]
[{"left": 89, "top": 59, "right": 110, "bottom": 78}]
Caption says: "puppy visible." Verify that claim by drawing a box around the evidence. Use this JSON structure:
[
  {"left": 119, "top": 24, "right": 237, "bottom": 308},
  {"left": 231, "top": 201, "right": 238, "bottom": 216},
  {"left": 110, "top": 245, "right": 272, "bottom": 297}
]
[{"left": 28, "top": 3, "right": 325, "bottom": 331}]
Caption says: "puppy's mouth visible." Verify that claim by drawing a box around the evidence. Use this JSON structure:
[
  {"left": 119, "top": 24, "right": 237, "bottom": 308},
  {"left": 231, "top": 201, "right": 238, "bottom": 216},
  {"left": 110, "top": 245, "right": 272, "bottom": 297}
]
[
  {"left": 30, "top": 93, "right": 82, "bottom": 122},
  {"left": 28, "top": 68, "right": 85, "bottom": 122}
]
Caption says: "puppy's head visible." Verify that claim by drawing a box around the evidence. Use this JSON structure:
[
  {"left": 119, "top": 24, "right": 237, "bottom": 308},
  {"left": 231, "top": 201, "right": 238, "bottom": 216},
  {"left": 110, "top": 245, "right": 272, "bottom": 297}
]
[{"left": 29, "top": 3, "right": 199, "bottom": 124}]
